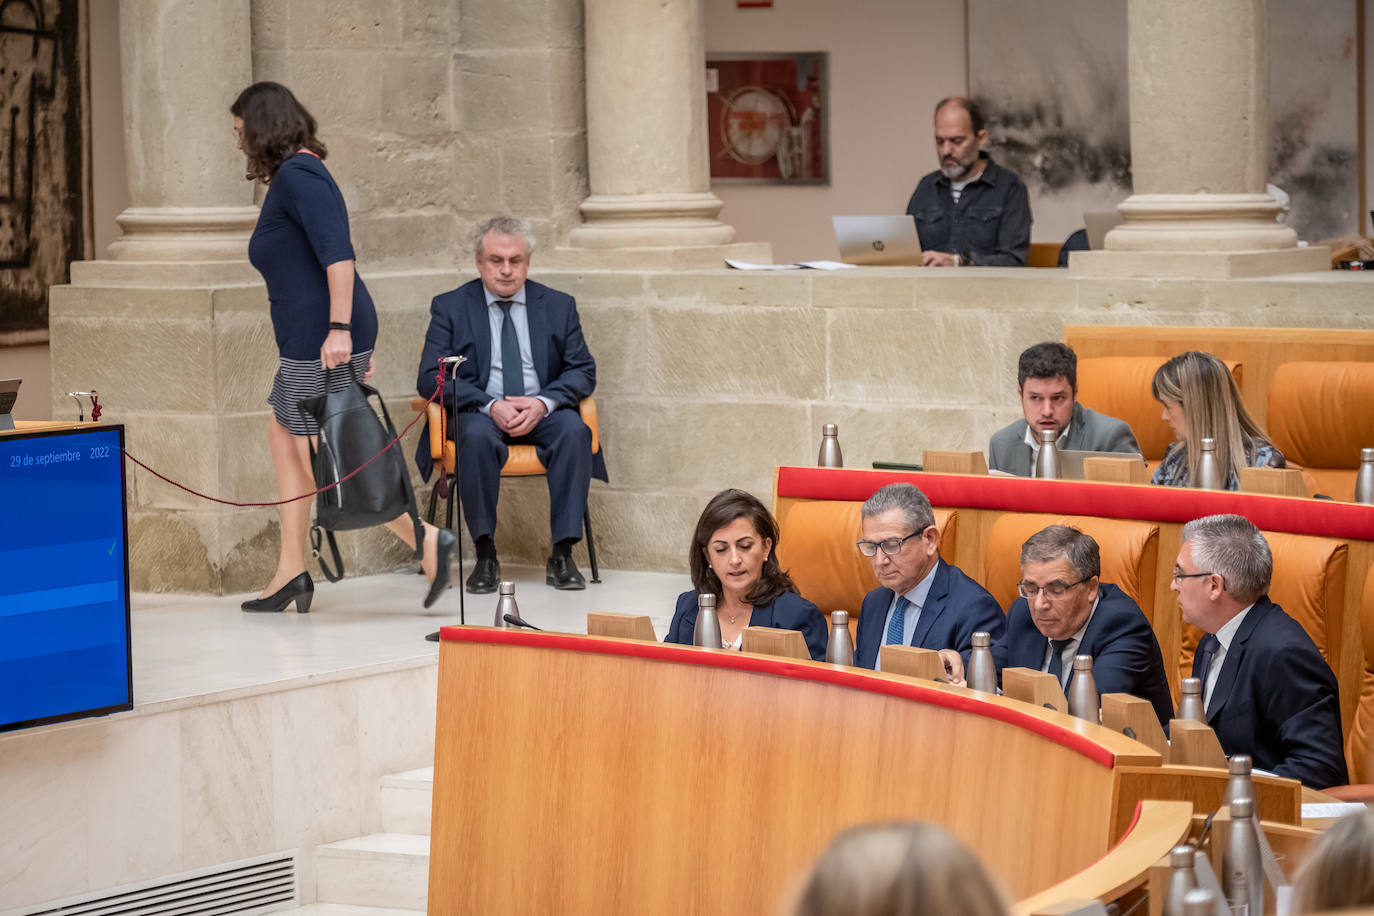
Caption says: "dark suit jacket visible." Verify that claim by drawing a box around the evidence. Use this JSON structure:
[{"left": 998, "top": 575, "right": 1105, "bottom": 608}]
[
  {"left": 665, "top": 590, "right": 828, "bottom": 662},
  {"left": 414, "top": 278, "right": 600, "bottom": 481},
  {"left": 987, "top": 402, "right": 1141, "bottom": 477},
  {"left": 854, "top": 560, "right": 1006, "bottom": 670},
  {"left": 1192, "top": 597, "right": 1348, "bottom": 788},
  {"left": 993, "top": 582, "right": 1173, "bottom": 727}
]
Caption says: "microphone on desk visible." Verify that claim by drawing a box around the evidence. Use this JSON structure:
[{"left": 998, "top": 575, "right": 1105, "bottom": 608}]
[{"left": 503, "top": 613, "right": 542, "bottom": 630}]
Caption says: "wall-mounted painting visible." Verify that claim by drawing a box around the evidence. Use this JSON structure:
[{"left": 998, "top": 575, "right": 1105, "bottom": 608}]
[
  {"left": 1, "top": 0, "right": 84, "bottom": 346},
  {"left": 706, "top": 52, "right": 829, "bottom": 184},
  {"left": 968, "top": 0, "right": 1359, "bottom": 246}
]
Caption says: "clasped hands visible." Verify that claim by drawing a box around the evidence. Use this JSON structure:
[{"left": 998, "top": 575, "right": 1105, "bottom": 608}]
[{"left": 490, "top": 396, "right": 547, "bottom": 437}]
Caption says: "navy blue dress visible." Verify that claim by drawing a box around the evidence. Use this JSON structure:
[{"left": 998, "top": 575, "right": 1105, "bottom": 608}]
[
  {"left": 248, "top": 152, "right": 379, "bottom": 435},
  {"left": 665, "top": 590, "right": 828, "bottom": 661}
]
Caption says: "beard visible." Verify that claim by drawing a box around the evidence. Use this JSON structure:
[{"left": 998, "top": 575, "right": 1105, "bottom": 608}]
[{"left": 940, "top": 156, "right": 977, "bottom": 181}]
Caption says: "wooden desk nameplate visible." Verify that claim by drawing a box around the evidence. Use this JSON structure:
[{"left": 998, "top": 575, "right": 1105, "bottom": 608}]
[
  {"left": 1003, "top": 667, "right": 1067, "bottom": 713},
  {"left": 922, "top": 449, "right": 989, "bottom": 475},
  {"left": 878, "top": 644, "right": 946, "bottom": 681},
  {"left": 585, "top": 612, "right": 657, "bottom": 642},
  {"left": 1238, "top": 466, "right": 1307, "bottom": 498},
  {"left": 1165, "top": 719, "right": 1228, "bottom": 769},
  {"left": 1100, "top": 694, "right": 1167, "bottom": 756},
  {"left": 1082, "top": 456, "right": 1149, "bottom": 485},
  {"left": 740, "top": 626, "right": 810, "bottom": 660}
]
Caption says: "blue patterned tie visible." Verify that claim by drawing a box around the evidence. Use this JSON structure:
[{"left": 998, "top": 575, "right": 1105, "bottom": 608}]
[
  {"left": 885, "top": 596, "right": 911, "bottom": 646},
  {"left": 497, "top": 301, "right": 525, "bottom": 398},
  {"left": 1194, "top": 633, "right": 1220, "bottom": 681},
  {"left": 1047, "top": 638, "right": 1074, "bottom": 686}
]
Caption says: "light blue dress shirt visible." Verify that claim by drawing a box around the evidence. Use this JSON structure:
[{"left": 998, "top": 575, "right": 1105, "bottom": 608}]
[
  {"left": 479, "top": 285, "right": 554, "bottom": 416},
  {"left": 874, "top": 561, "right": 940, "bottom": 672}
]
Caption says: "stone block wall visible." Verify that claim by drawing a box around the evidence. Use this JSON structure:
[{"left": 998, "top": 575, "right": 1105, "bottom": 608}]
[
  {"left": 247, "top": 0, "right": 587, "bottom": 269},
  {"left": 50, "top": 266, "right": 1374, "bottom": 593}
]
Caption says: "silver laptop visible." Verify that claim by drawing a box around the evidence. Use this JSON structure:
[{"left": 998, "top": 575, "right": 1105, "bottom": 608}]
[
  {"left": 832, "top": 215, "right": 923, "bottom": 266},
  {"left": 1053, "top": 448, "right": 1146, "bottom": 480},
  {"left": 1083, "top": 210, "right": 1124, "bottom": 251}
]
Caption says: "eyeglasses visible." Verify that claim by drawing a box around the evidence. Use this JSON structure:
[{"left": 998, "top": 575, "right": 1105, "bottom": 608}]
[
  {"left": 1017, "top": 576, "right": 1091, "bottom": 600},
  {"left": 856, "top": 526, "right": 930, "bottom": 557},
  {"left": 1171, "top": 568, "right": 1215, "bottom": 582}
]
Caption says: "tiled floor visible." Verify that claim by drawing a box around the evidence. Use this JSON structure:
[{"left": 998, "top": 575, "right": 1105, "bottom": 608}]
[{"left": 131, "top": 565, "right": 691, "bottom": 706}]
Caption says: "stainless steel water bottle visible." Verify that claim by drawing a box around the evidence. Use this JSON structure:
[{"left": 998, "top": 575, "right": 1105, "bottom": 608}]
[
  {"left": 1163, "top": 845, "right": 1200, "bottom": 916},
  {"left": 1177, "top": 677, "right": 1206, "bottom": 722},
  {"left": 693, "top": 592, "right": 722, "bottom": 649},
  {"left": 818, "top": 423, "right": 844, "bottom": 468},
  {"left": 1197, "top": 437, "right": 1223, "bottom": 490},
  {"left": 494, "top": 580, "right": 518, "bottom": 628},
  {"left": 1222, "top": 796, "right": 1262, "bottom": 916},
  {"left": 1181, "top": 888, "right": 1218, "bottom": 916},
  {"left": 1034, "top": 428, "right": 1061, "bottom": 479},
  {"left": 826, "top": 610, "right": 855, "bottom": 665},
  {"left": 966, "top": 631, "right": 997, "bottom": 693},
  {"left": 1067, "top": 654, "right": 1100, "bottom": 724},
  {"left": 1354, "top": 447, "right": 1374, "bottom": 504},
  {"left": 1224, "top": 755, "right": 1253, "bottom": 809}
]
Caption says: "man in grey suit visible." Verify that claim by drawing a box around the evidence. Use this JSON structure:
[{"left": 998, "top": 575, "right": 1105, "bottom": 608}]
[{"left": 988, "top": 342, "right": 1140, "bottom": 477}]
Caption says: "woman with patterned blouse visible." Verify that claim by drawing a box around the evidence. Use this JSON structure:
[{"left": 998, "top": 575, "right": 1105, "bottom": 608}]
[{"left": 1150, "top": 350, "right": 1284, "bottom": 489}]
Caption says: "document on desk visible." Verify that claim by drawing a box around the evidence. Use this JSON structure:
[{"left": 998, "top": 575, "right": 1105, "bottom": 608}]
[{"left": 724, "top": 259, "right": 857, "bottom": 270}]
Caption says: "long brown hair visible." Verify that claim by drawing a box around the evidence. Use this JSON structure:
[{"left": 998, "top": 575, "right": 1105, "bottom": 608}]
[
  {"left": 688, "top": 489, "right": 796, "bottom": 606},
  {"left": 1152, "top": 350, "right": 1273, "bottom": 485},
  {"left": 229, "top": 82, "right": 327, "bottom": 183}
]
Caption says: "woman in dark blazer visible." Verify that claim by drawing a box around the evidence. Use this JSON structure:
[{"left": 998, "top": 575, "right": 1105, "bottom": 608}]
[{"left": 666, "top": 489, "right": 827, "bottom": 660}]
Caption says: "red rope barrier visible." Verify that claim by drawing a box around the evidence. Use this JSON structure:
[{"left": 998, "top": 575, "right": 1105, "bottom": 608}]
[{"left": 121, "top": 367, "right": 448, "bottom": 509}]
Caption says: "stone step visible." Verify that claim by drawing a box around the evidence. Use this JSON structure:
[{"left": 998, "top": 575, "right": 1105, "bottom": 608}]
[
  {"left": 379, "top": 767, "right": 434, "bottom": 836},
  {"left": 314, "top": 834, "right": 430, "bottom": 912}
]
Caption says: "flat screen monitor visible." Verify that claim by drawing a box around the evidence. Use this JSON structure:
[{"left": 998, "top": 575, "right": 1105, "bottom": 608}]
[{"left": 0, "top": 425, "right": 132, "bottom": 731}]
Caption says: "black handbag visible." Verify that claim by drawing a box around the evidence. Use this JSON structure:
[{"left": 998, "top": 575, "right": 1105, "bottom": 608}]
[{"left": 297, "top": 364, "right": 423, "bottom": 582}]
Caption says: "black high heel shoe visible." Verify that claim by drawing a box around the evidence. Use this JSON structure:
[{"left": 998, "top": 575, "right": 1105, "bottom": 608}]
[
  {"left": 423, "top": 528, "right": 456, "bottom": 609},
  {"left": 242, "top": 572, "right": 314, "bottom": 613}
]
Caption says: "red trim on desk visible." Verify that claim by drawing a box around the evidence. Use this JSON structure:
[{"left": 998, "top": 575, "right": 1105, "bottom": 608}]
[
  {"left": 440, "top": 626, "right": 1118, "bottom": 768},
  {"left": 774, "top": 466, "right": 1374, "bottom": 541}
]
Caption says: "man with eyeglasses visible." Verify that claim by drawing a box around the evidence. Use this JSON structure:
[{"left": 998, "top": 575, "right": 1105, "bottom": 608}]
[
  {"left": 1173, "top": 514, "right": 1346, "bottom": 788},
  {"left": 991, "top": 526, "right": 1172, "bottom": 727},
  {"left": 853, "top": 483, "right": 1004, "bottom": 672}
]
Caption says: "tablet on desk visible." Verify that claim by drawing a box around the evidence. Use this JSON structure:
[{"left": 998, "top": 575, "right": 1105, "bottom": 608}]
[
  {"left": 832, "top": 215, "right": 923, "bottom": 266},
  {"left": 1054, "top": 448, "right": 1146, "bottom": 480}
]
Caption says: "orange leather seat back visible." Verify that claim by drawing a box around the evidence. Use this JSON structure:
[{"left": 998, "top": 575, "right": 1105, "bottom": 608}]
[
  {"left": 775, "top": 500, "right": 957, "bottom": 617},
  {"left": 1178, "top": 531, "right": 1348, "bottom": 687},
  {"left": 1347, "top": 564, "right": 1374, "bottom": 784},
  {"left": 430, "top": 397, "right": 601, "bottom": 478},
  {"left": 1268, "top": 362, "right": 1374, "bottom": 499},
  {"left": 1076, "top": 356, "right": 1241, "bottom": 462},
  {"left": 981, "top": 514, "right": 1159, "bottom": 620}
]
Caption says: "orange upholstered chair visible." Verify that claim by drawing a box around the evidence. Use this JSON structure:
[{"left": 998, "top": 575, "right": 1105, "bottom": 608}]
[
  {"left": 1076, "top": 356, "right": 1242, "bottom": 465},
  {"left": 1343, "top": 563, "right": 1374, "bottom": 785},
  {"left": 1267, "top": 362, "right": 1374, "bottom": 501},
  {"left": 773, "top": 501, "right": 958, "bottom": 621},
  {"left": 1177, "top": 531, "right": 1348, "bottom": 690},
  {"left": 412, "top": 396, "right": 603, "bottom": 581},
  {"left": 981, "top": 514, "right": 1160, "bottom": 620}
]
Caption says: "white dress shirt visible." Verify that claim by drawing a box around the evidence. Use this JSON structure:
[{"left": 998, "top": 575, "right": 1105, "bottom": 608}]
[
  {"left": 875, "top": 562, "right": 940, "bottom": 672},
  {"left": 479, "top": 285, "right": 554, "bottom": 416},
  {"left": 1203, "top": 603, "right": 1254, "bottom": 710}
]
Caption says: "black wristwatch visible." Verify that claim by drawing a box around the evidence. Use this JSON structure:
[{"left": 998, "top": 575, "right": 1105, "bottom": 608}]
[{"left": 328, "top": 321, "right": 352, "bottom": 331}]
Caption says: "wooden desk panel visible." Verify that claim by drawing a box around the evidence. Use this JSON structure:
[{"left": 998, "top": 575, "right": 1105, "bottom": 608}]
[{"left": 429, "top": 629, "right": 1161, "bottom": 915}]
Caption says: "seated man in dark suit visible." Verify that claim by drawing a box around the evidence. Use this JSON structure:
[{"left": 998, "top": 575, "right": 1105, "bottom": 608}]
[
  {"left": 415, "top": 215, "right": 601, "bottom": 594},
  {"left": 992, "top": 525, "right": 1173, "bottom": 727},
  {"left": 988, "top": 342, "right": 1141, "bottom": 477},
  {"left": 1174, "top": 514, "right": 1347, "bottom": 788},
  {"left": 854, "top": 483, "right": 1005, "bottom": 671}
]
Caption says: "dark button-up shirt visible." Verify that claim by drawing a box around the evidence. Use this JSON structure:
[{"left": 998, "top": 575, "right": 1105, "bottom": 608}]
[{"left": 904, "top": 153, "right": 1032, "bottom": 266}]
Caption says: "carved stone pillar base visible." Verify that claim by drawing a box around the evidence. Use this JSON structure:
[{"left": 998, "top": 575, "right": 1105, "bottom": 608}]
[
  {"left": 106, "top": 206, "right": 259, "bottom": 262},
  {"left": 568, "top": 193, "right": 736, "bottom": 248},
  {"left": 1104, "top": 194, "right": 1297, "bottom": 252}
]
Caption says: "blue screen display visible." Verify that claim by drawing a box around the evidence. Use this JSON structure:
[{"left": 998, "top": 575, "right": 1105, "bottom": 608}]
[{"left": 0, "top": 426, "right": 132, "bottom": 731}]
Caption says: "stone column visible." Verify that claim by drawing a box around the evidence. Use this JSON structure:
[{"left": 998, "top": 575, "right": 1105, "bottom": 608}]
[
  {"left": 1078, "top": 0, "right": 1328, "bottom": 276},
  {"left": 106, "top": 0, "right": 257, "bottom": 261},
  {"left": 567, "top": 0, "right": 736, "bottom": 249}
]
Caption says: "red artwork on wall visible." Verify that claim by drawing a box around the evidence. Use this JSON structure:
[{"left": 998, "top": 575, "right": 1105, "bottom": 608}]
[{"left": 706, "top": 53, "right": 828, "bottom": 184}]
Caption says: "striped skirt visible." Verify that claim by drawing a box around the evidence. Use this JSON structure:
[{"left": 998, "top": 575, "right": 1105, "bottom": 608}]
[{"left": 267, "top": 350, "right": 374, "bottom": 437}]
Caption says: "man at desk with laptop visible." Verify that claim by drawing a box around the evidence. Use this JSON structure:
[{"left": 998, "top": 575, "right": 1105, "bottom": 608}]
[{"left": 988, "top": 342, "right": 1142, "bottom": 477}]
